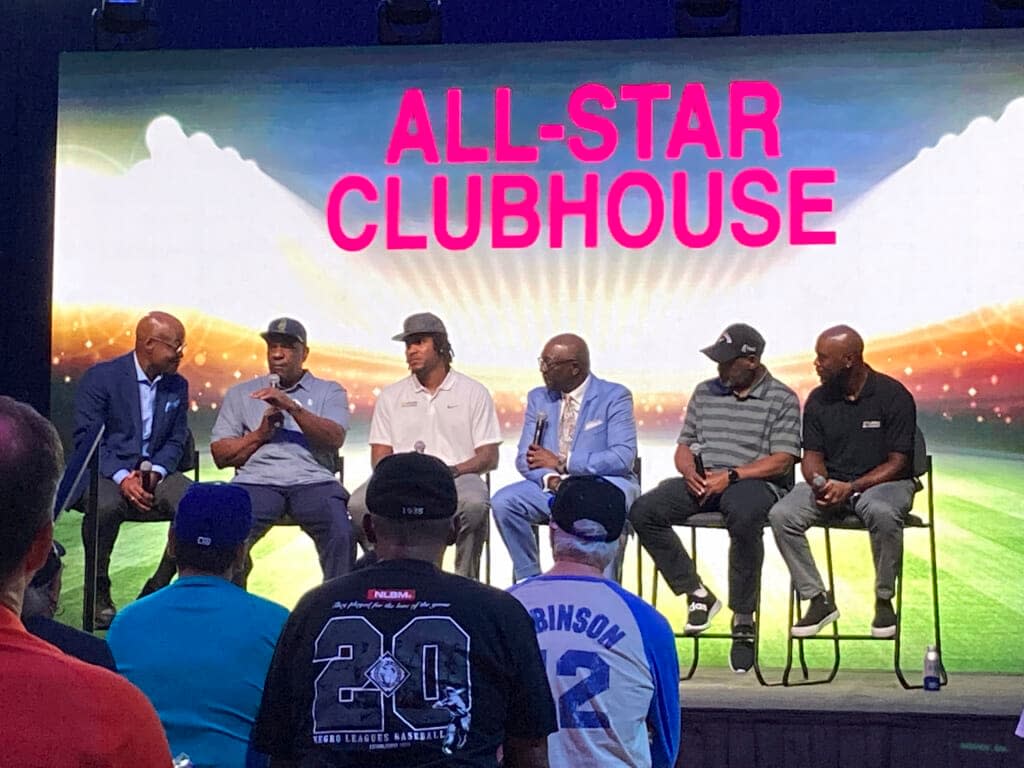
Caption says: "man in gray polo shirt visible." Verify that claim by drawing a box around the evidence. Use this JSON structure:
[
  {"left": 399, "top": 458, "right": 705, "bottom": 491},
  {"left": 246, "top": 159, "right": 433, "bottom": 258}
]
[
  {"left": 629, "top": 323, "right": 800, "bottom": 673},
  {"left": 211, "top": 318, "right": 353, "bottom": 585}
]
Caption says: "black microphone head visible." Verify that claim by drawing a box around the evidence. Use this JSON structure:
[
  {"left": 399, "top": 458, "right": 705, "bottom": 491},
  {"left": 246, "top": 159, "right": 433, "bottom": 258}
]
[{"left": 532, "top": 411, "right": 548, "bottom": 445}]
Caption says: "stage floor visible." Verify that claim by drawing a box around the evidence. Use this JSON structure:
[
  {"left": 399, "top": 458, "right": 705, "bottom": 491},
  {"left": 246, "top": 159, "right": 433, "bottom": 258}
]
[{"left": 678, "top": 669, "right": 1024, "bottom": 717}]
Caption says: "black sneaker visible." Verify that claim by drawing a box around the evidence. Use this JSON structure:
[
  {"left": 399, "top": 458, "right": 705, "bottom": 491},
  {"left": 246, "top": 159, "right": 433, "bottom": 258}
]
[
  {"left": 791, "top": 592, "right": 839, "bottom": 638},
  {"left": 729, "top": 621, "right": 756, "bottom": 674},
  {"left": 684, "top": 588, "right": 721, "bottom": 635},
  {"left": 871, "top": 598, "right": 897, "bottom": 638}
]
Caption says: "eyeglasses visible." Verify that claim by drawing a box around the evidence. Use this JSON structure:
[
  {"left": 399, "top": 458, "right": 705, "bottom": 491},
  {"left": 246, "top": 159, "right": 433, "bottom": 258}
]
[
  {"left": 149, "top": 337, "right": 187, "bottom": 355},
  {"left": 538, "top": 357, "right": 577, "bottom": 372}
]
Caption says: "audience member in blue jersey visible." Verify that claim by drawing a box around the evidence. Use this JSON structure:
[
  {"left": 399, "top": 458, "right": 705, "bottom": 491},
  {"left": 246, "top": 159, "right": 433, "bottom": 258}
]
[
  {"left": 509, "top": 476, "right": 681, "bottom": 768},
  {"left": 107, "top": 483, "right": 289, "bottom": 768}
]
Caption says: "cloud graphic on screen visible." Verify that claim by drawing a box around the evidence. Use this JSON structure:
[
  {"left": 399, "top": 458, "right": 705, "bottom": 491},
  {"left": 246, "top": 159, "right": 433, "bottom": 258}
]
[
  {"left": 737, "top": 96, "right": 1024, "bottom": 357},
  {"left": 54, "top": 114, "right": 420, "bottom": 349}
]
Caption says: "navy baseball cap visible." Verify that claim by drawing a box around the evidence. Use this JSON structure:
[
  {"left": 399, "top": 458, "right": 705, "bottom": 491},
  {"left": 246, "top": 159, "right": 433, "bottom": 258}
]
[
  {"left": 261, "top": 317, "right": 307, "bottom": 345},
  {"left": 550, "top": 476, "right": 627, "bottom": 542},
  {"left": 173, "top": 483, "right": 253, "bottom": 549},
  {"left": 367, "top": 453, "right": 457, "bottom": 520}
]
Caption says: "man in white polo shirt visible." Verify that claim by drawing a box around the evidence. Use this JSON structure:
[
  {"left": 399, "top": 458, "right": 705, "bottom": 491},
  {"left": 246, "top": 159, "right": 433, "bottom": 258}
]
[{"left": 348, "top": 313, "right": 501, "bottom": 580}]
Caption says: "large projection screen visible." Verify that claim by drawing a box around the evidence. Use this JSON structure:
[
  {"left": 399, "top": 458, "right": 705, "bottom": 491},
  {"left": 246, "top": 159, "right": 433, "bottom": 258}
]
[{"left": 53, "top": 30, "right": 1023, "bottom": 672}]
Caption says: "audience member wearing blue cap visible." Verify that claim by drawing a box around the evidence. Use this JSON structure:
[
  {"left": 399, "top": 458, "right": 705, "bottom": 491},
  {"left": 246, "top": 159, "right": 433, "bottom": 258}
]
[{"left": 107, "top": 483, "right": 289, "bottom": 768}]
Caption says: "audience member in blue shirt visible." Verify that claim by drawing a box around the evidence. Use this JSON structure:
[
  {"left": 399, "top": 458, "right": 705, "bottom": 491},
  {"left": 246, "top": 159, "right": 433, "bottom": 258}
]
[{"left": 108, "top": 483, "right": 288, "bottom": 768}]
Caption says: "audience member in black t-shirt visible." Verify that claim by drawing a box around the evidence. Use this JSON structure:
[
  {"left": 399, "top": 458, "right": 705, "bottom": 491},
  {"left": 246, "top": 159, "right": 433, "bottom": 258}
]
[
  {"left": 21, "top": 540, "right": 116, "bottom": 670},
  {"left": 769, "top": 325, "right": 917, "bottom": 640},
  {"left": 252, "top": 452, "right": 557, "bottom": 767}
]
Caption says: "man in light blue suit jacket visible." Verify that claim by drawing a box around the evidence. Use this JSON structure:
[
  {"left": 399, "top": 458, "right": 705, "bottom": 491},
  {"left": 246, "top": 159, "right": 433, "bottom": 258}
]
[{"left": 492, "top": 334, "right": 640, "bottom": 581}]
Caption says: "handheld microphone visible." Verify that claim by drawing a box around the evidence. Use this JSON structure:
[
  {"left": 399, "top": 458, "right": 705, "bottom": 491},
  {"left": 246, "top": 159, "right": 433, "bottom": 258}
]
[
  {"left": 414, "top": 440, "right": 426, "bottom": 454},
  {"left": 266, "top": 373, "right": 284, "bottom": 429},
  {"left": 691, "top": 443, "right": 706, "bottom": 479},
  {"left": 532, "top": 412, "right": 548, "bottom": 446},
  {"left": 812, "top": 473, "right": 827, "bottom": 492},
  {"left": 139, "top": 460, "right": 157, "bottom": 493}
]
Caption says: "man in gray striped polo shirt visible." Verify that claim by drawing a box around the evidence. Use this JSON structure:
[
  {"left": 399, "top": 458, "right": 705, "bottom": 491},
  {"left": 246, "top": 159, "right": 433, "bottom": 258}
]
[{"left": 629, "top": 323, "right": 800, "bottom": 673}]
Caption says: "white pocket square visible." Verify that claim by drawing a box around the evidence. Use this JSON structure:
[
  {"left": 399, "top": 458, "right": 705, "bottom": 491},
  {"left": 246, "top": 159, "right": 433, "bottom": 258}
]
[
  {"left": 165, "top": 398, "right": 180, "bottom": 413},
  {"left": 583, "top": 419, "right": 604, "bottom": 430}
]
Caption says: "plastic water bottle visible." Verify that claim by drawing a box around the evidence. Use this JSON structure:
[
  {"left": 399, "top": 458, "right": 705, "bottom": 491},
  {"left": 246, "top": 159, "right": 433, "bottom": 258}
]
[{"left": 923, "top": 645, "right": 941, "bottom": 691}]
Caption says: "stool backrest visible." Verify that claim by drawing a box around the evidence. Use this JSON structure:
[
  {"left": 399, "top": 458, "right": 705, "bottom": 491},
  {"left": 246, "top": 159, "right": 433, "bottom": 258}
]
[{"left": 912, "top": 426, "right": 928, "bottom": 479}]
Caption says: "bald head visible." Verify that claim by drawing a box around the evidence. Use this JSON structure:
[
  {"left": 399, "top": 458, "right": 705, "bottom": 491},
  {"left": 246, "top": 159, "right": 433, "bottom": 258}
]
[
  {"left": 817, "top": 325, "right": 864, "bottom": 360},
  {"left": 547, "top": 334, "right": 590, "bottom": 371},
  {"left": 0, "top": 397, "right": 62, "bottom": 583},
  {"left": 135, "top": 311, "right": 186, "bottom": 379},
  {"left": 540, "top": 334, "right": 590, "bottom": 393},
  {"left": 814, "top": 324, "right": 868, "bottom": 391},
  {"left": 136, "top": 311, "right": 185, "bottom": 345}
]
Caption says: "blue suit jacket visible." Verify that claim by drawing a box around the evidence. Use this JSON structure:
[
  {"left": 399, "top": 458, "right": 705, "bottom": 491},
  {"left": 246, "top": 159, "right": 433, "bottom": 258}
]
[
  {"left": 73, "top": 352, "right": 189, "bottom": 480},
  {"left": 515, "top": 375, "right": 640, "bottom": 503}
]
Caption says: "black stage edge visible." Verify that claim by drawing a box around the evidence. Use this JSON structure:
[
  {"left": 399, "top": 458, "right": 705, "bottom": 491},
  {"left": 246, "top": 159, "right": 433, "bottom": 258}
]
[{"left": 676, "top": 670, "right": 1023, "bottom": 768}]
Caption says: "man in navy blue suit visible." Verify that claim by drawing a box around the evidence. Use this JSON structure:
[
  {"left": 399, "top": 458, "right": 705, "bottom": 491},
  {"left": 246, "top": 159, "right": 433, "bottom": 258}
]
[
  {"left": 73, "top": 311, "right": 191, "bottom": 628},
  {"left": 492, "top": 334, "right": 640, "bottom": 581}
]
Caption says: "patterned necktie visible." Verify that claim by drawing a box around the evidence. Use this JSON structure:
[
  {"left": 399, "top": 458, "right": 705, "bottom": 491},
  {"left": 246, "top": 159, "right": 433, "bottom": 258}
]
[{"left": 558, "top": 394, "right": 579, "bottom": 457}]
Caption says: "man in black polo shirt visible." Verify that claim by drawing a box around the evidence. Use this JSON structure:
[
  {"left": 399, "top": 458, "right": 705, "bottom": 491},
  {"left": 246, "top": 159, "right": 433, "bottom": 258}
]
[
  {"left": 769, "top": 325, "right": 917, "bottom": 639},
  {"left": 629, "top": 323, "right": 800, "bottom": 673},
  {"left": 252, "top": 452, "right": 557, "bottom": 767}
]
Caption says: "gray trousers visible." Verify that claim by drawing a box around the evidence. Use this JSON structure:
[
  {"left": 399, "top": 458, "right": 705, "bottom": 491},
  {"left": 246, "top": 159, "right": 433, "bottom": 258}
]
[
  {"left": 348, "top": 473, "right": 490, "bottom": 580},
  {"left": 768, "top": 479, "right": 916, "bottom": 601}
]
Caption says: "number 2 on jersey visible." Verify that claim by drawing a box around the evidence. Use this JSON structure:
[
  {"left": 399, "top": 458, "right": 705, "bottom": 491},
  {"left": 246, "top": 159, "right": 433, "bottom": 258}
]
[{"left": 542, "top": 649, "right": 611, "bottom": 729}]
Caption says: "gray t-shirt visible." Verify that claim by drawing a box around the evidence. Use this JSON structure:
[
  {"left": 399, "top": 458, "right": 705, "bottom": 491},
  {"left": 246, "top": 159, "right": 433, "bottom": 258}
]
[{"left": 212, "top": 371, "right": 349, "bottom": 487}]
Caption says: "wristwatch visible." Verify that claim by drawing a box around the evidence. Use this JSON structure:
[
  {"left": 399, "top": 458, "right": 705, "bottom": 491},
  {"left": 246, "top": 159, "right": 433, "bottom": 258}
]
[
  {"left": 848, "top": 480, "right": 862, "bottom": 506},
  {"left": 727, "top": 468, "right": 740, "bottom": 485}
]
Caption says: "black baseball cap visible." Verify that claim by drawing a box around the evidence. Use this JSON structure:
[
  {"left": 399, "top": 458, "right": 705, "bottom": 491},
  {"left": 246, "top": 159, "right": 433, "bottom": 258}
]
[
  {"left": 701, "top": 323, "right": 765, "bottom": 363},
  {"left": 550, "top": 476, "right": 627, "bottom": 542},
  {"left": 261, "top": 317, "right": 307, "bottom": 345},
  {"left": 367, "top": 453, "right": 457, "bottom": 520}
]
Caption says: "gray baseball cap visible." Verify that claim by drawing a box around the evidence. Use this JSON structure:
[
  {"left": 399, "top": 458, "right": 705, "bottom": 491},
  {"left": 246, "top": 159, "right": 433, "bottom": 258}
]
[
  {"left": 392, "top": 312, "right": 447, "bottom": 342},
  {"left": 260, "top": 317, "right": 307, "bottom": 345}
]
